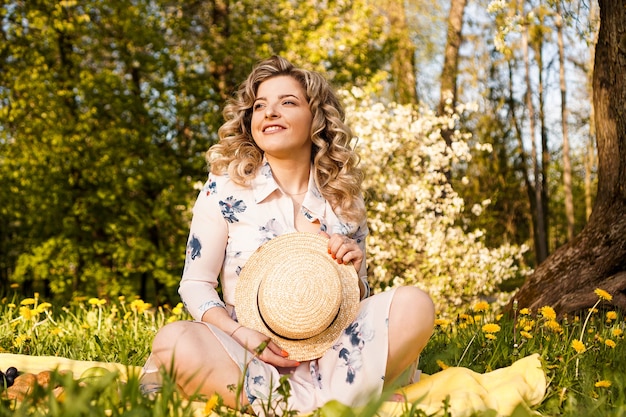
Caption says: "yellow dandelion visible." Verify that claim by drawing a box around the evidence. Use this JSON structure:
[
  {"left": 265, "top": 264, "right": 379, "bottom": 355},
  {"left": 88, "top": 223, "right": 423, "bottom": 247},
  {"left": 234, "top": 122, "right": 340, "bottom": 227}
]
[
  {"left": 8, "top": 303, "right": 16, "bottom": 309},
  {"left": 605, "top": 339, "right": 616, "bottom": 348},
  {"left": 572, "top": 339, "right": 586, "bottom": 354},
  {"left": 13, "top": 335, "right": 28, "bottom": 348},
  {"left": 436, "top": 360, "right": 449, "bottom": 370},
  {"left": 519, "top": 308, "right": 531, "bottom": 315},
  {"left": 81, "top": 323, "right": 91, "bottom": 329},
  {"left": 19, "top": 306, "right": 33, "bottom": 320},
  {"left": 10, "top": 283, "right": 20, "bottom": 289},
  {"left": 496, "top": 314, "right": 503, "bottom": 321},
  {"left": 88, "top": 298, "right": 107, "bottom": 306},
  {"left": 594, "top": 288, "right": 612, "bottom": 301},
  {"left": 485, "top": 334, "right": 497, "bottom": 340},
  {"left": 521, "top": 331, "right": 533, "bottom": 339},
  {"left": 35, "top": 302, "right": 52, "bottom": 314},
  {"left": 123, "top": 311, "right": 132, "bottom": 321},
  {"left": 539, "top": 306, "right": 556, "bottom": 320},
  {"left": 130, "top": 299, "right": 152, "bottom": 314},
  {"left": 595, "top": 380, "right": 611, "bottom": 388},
  {"left": 20, "top": 298, "right": 36, "bottom": 306},
  {"left": 172, "top": 302, "right": 184, "bottom": 316},
  {"left": 482, "top": 323, "right": 501, "bottom": 333},
  {"left": 51, "top": 328, "right": 63, "bottom": 336},
  {"left": 458, "top": 323, "right": 467, "bottom": 329},
  {"left": 612, "top": 328, "right": 623, "bottom": 338},
  {"left": 544, "top": 320, "right": 562, "bottom": 333},
  {"left": 588, "top": 307, "right": 598, "bottom": 314},
  {"left": 203, "top": 393, "right": 220, "bottom": 415},
  {"left": 472, "top": 301, "right": 489, "bottom": 313},
  {"left": 606, "top": 311, "right": 617, "bottom": 322}
]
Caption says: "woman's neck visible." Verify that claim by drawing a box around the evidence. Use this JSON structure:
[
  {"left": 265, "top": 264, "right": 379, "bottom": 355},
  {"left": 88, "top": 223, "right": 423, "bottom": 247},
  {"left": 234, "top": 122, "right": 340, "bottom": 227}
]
[{"left": 266, "top": 156, "right": 311, "bottom": 195}]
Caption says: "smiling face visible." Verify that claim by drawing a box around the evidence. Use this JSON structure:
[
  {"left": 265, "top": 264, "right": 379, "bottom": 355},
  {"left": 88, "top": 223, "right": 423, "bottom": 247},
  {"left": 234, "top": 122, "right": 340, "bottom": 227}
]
[{"left": 251, "top": 75, "right": 314, "bottom": 162}]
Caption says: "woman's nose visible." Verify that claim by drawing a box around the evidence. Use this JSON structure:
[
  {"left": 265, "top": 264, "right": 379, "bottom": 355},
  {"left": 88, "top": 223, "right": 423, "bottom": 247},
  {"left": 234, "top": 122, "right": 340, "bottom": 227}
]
[{"left": 265, "top": 104, "right": 278, "bottom": 119}]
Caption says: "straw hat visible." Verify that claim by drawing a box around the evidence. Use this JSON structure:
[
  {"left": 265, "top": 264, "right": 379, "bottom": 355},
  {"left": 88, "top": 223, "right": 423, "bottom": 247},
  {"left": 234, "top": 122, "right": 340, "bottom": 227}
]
[{"left": 234, "top": 232, "right": 360, "bottom": 361}]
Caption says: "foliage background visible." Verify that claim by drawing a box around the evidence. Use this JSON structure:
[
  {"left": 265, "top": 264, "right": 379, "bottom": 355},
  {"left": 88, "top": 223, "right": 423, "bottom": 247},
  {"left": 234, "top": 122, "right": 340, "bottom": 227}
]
[{"left": 0, "top": 1, "right": 597, "bottom": 315}]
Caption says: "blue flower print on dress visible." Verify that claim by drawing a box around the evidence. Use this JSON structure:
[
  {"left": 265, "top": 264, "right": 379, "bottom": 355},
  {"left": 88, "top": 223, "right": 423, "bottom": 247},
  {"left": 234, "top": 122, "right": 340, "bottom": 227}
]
[
  {"left": 188, "top": 234, "right": 202, "bottom": 260},
  {"left": 183, "top": 234, "right": 202, "bottom": 273},
  {"left": 244, "top": 359, "right": 276, "bottom": 405},
  {"left": 309, "top": 360, "right": 323, "bottom": 389},
  {"left": 203, "top": 178, "right": 217, "bottom": 196},
  {"left": 259, "top": 218, "right": 282, "bottom": 244},
  {"left": 260, "top": 162, "right": 273, "bottom": 178},
  {"left": 197, "top": 300, "right": 226, "bottom": 315},
  {"left": 332, "top": 310, "right": 375, "bottom": 384},
  {"left": 220, "top": 196, "right": 247, "bottom": 223}
]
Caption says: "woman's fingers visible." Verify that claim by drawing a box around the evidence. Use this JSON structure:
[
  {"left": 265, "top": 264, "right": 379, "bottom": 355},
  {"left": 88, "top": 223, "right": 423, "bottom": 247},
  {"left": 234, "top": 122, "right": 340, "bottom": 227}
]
[
  {"left": 327, "top": 234, "right": 363, "bottom": 272},
  {"left": 260, "top": 341, "right": 300, "bottom": 367}
]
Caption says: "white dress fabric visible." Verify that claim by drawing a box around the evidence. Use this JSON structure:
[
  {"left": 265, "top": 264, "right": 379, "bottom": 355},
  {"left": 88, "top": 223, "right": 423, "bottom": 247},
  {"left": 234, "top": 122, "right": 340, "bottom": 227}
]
[
  {"left": 205, "top": 288, "right": 396, "bottom": 414},
  {"left": 141, "top": 160, "right": 419, "bottom": 414}
]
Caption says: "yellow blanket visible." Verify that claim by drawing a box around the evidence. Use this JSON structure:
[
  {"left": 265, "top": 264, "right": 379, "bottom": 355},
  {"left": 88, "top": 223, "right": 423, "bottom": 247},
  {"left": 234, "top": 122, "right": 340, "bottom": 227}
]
[{"left": 0, "top": 353, "right": 546, "bottom": 417}]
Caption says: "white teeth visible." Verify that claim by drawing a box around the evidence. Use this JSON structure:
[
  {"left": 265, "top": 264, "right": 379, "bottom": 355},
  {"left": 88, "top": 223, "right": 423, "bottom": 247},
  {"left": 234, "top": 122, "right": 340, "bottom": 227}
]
[{"left": 264, "top": 126, "right": 283, "bottom": 133}]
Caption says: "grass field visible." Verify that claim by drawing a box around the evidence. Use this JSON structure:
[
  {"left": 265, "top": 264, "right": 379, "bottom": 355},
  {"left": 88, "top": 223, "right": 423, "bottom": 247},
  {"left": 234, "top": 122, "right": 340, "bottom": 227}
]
[{"left": 1, "top": 288, "right": 625, "bottom": 416}]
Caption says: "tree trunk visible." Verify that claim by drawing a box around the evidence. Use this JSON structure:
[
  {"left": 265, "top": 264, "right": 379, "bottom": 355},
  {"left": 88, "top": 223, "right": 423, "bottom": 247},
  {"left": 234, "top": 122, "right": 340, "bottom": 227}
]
[
  {"left": 556, "top": 4, "right": 575, "bottom": 241},
  {"left": 521, "top": 6, "right": 548, "bottom": 263},
  {"left": 438, "top": 0, "right": 467, "bottom": 116},
  {"left": 510, "top": 0, "right": 626, "bottom": 315},
  {"left": 384, "top": 0, "right": 418, "bottom": 105}
]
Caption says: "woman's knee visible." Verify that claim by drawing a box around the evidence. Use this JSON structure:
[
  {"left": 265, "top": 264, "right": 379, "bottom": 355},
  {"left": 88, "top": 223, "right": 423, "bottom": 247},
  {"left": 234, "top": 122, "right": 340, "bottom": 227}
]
[
  {"left": 151, "top": 321, "right": 210, "bottom": 366},
  {"left": 390, "top": 286, "right": 435, "bottom": 340},
  {"left": 152, "top": 321, "right": 193, "bottom": 351}
]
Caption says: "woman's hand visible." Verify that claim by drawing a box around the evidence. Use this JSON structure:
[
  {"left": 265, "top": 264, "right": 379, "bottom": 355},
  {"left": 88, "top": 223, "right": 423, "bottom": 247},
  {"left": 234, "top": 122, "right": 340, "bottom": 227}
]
[
  {"left": 326, "top": 233, "right": 363, "bottom": 274},
  {"left": 231, "top": 326, "right": 300, "bottom": 367}
]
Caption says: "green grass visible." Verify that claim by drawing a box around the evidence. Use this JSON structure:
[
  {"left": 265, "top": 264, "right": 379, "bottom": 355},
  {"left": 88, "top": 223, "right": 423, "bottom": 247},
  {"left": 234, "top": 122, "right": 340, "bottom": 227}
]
[{"left": 1, "top": 289, "right": 625, "bottom": 416}]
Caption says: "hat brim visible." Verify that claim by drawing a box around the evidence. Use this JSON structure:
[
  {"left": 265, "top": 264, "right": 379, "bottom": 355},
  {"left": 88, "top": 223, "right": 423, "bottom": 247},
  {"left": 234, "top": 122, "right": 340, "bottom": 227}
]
[{"left": 234, "top": 232, "right": 360, "bottom": 361}]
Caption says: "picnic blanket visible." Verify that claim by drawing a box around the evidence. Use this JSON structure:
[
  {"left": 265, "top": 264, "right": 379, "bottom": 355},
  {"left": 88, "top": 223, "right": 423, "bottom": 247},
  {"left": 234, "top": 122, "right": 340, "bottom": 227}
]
[{"left": 0, "top": 353, "right": 546, "bottom": 416}]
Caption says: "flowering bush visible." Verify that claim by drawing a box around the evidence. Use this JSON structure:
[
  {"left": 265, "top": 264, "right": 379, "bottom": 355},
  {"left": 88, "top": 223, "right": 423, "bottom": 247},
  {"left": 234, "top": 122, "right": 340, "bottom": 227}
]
[{"left": 343, "top": 90, "right": 530, "bottom": 315}]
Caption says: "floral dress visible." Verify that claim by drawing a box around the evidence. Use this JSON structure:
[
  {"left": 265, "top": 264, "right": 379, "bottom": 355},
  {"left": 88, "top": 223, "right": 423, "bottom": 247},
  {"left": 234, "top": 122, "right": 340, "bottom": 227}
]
[{"left": 142, "top": 160, "right": 417, "bottom": 414}]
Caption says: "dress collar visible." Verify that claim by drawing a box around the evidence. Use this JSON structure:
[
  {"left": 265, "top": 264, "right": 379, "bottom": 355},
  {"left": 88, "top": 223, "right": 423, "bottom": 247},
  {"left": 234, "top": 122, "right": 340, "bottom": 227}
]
[{"left": 251, "top": 159, "right": 327, "bottom": 219}]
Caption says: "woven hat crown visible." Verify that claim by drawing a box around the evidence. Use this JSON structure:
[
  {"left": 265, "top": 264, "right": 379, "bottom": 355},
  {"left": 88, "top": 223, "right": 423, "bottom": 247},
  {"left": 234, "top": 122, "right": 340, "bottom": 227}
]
[
  {"left": 235, "top": 232, "right": 360, "bottom": 361},
  {"left": 257, "top": 253, "right": 343, "bottom": 339}
]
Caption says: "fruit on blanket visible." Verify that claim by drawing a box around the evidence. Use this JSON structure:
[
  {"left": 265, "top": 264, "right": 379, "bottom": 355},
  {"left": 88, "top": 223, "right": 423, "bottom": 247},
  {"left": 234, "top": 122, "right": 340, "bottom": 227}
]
[
  {"left": 4, "top": 371, "right": 68, "bottom": 401},
  {"left": 6, "top": 373, "right": 36, "bottom": 401},
  {"left": 318, "top": 400, "right": 355, "bottom": 417},
  {"left": 36, "top": 370, "right": 52, "bottom": 388},
  {"left": 5, "top": 367, "right": 18, "bottom": 379},
  {"left": 0, "top": 366, "right": 19, "bottom": 389},
  {"left": 79, "top": 366, "right": 121, "bottom": 404},
  {"left": 79, "top": 366, "right": 112, "bottom": 381}
]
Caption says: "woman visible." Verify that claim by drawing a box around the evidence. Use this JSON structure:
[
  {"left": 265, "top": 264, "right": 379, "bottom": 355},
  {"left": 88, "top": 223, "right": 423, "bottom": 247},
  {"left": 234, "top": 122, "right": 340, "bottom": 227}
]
[{"left": 142, "top": 56, "right": 435, "bottom": 414}]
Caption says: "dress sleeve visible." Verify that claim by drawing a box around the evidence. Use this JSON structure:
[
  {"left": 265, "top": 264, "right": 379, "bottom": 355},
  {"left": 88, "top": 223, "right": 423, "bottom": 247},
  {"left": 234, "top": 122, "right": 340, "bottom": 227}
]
[
  {"left": 352, "top": 213, "right": 370, "bottom": 299},
  {"left": 178, "top": 181, "right": 229, "bottom": 321}
]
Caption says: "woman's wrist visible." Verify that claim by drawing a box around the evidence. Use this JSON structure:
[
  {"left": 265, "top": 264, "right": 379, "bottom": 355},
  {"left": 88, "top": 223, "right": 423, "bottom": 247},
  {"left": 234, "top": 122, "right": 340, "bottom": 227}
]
[{"left": 229, "top": 324, "right": 243, "bottom": 337}]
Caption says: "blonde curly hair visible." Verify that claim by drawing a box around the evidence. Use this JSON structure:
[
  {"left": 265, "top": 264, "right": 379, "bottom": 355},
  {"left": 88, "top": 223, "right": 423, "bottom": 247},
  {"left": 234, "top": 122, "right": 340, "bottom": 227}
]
[{"left": 208, "top": 56, "right": 365, "bottom": 224}]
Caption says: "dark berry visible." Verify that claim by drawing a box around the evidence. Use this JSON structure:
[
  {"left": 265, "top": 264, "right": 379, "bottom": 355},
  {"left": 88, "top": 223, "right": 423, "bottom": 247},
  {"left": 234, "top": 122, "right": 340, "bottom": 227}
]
[
  {"left": 0, "top": 371, "right": 6, "bottom": 389},
  {"left": 4, "top": 375, "right": 13, "bottom": 387},
  {"left": 5, "top": 367, "right": 18, "bottom": 378}
]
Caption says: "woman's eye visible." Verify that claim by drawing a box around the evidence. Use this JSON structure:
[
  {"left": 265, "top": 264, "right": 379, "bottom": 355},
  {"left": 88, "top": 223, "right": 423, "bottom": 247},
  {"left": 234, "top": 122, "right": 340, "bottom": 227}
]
[{"left": 253, "top": 103, "right": 264, "bottom": 110}]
